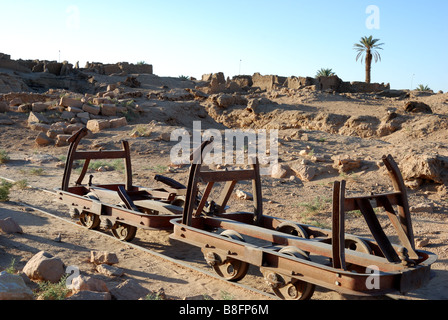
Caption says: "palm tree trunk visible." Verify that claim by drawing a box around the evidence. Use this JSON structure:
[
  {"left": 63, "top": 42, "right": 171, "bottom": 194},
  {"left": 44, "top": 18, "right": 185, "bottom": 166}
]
[{"left": 365, "top": 50, "right": 372, "bottom": 83}]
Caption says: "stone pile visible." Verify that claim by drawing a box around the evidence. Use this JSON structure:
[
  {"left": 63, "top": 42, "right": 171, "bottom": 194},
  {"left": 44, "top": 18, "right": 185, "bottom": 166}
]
[{"left": 0, "top": 91, "right": 135, "bottom": 146}]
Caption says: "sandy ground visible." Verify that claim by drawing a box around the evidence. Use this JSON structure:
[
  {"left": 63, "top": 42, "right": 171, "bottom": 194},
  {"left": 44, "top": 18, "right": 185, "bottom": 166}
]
[{"left": 0, "top": 73, "right": 447, "bottom": 300}]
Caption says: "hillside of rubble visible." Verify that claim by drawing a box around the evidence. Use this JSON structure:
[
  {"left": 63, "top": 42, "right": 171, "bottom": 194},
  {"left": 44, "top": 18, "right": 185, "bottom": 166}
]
[{"left": 0, "top": 53, "right": 447, "bottom": 300}]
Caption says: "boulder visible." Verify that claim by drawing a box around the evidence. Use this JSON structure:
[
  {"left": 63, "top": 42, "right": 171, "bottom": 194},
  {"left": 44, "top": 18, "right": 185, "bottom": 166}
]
[
  {"left": 23, "top": 251, "right": 65, "bottom": 283},
  {"left": 270, "top": 163, "right": 289, "bottom": 179},
  {"left": 101, "top": 104, "right": 117, "bottom": 116},
  {"left": 333, "top": 158, "right": 362, "bottom": 173},
  {"left": 215, "top": 94, "right": 236, "bottom": 108},
  {"left": 110, "top": 279, "right": 150, "bottom": 300},
  {"left": 90, "top": 251, "right": 119, "bottom": 265},
  {"left": 404, "top": 101, "right": 433, "bottom": 114},
  {"left": 60, "top": 111, "right": 75, "bottom": 120},
  {"left": 71, "top": 275, "right": 109, "bottom": 293},
  {"left": 82, "top": 104, "right": 101, "bottom": 115},
  {"left": 0, "top": 272, "right": 34, "bottom": 300},
  {"left": 59, "top": 96, "right": 83, "bottom": 109},
  {"left": 0, "top": 101, "right": 9, "bottom": 113},
  {"left": 96, "top": 264, "right": 124, "bottom": 277},
  {"left": 28, "top": 111, "right": 49, "bottom": 124},
  {"left": 35, "top": 132, "right": 54, "bottom": 146},
  {"left": 28, "top": 122, "right": 50, "bottom": 132},
  {"left": 0, "top": 217, "right": 23, "bottom": 234},
  {"left": 399, "top": 154, "right": 448, "bottom": 185},
  {"left": 291, "top": 163, "right": 317, "bottom": 181},
  {"left": 31, "top": 102, "right": 48, "bottom": 113},
  {"left": 235, "top": 190, "right": 253, "bottom": 200},
  {"left": 64, "top": 123, "right": 85, "bottom": 134},
  {"left": 55, "top": 134, "right": 72, "bottom": 147},
  {"left": 87, "top": 119, "right": 110, "bottom": 133},
  {"left": 109, "top": 117, "right": 128, "bottom": 129}
]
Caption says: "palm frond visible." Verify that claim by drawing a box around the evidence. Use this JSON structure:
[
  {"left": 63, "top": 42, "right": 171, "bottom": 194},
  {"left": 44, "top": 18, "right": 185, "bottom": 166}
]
[{"left": 353, "top": 35, "right": 384, "bottom": 63}]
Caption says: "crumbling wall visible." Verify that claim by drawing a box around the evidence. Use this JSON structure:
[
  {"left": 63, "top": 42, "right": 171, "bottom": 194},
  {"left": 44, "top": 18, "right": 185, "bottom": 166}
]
[{"left": 84, "top": 62, "right": 153, "bottom": 75}]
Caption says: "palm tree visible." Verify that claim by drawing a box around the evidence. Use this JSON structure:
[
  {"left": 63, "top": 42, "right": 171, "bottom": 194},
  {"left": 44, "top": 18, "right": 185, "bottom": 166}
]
[
  {"left": 316, "top": 68, "right": 336, "bottom": 78},
  {"left": 416, "top": 84, "right": 431, "bottom": 92},
  {"left": 353, "top": 36, "right": 384, "bottom": 83}
]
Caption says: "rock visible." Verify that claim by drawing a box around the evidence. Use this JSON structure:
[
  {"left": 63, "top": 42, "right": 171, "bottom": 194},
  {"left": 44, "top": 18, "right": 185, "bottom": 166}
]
[
  {"left": 399, "top": 154, "right": 448, "bottom": 185},
  {"left": 60, "top": 110, "right": 75, "bottom": 120},
  {"left": 415, "top": 238, "right": 430, "bottom": 248},
  {"left": 90, "top": 251, "right": 119, "bottom": 265},
  {"left": 215, "top": 94, "right": 236, "bottom": 108},
  {"left": 235, "top": 189, "right": 253, "bottom": 200},
  {"left": 23, "top": 251, "right": 65, "bottom": 283},
  {"left": 31, "top": 102, "right": 48, "bottom": 113},
  {"left": 28, "top": 122, "right": 51, "bottom": 132},
  {"left": 0, "top": 101, "right": 9, "bottom": 113},
  {"left": 66, "top": 291, "right": 111, "bottom": 300},
  {"left": 109, "top": 117, "right": 128, "bottom": 129},
  {"left": 53, "top": 233, "right": 62, "bottom": 242},
  {"left": 404, "top": 101, "right": 432, "bottom": 114},
  {"left": 68, "top": 106, "right": 83, "bottom": 113},
  {"left": 0, "top": 217, "right": 23, "bottom": 234},
  {"left": 76, "top": 112, "right": 90, "bottom": 120},
  {"left": 35, "top": 132, "right": 54, "bottom": 146},
  {"left": 28, "top": 111, "right": 49, "bottom": 124},
  {"left": 9, "top": 97, "right": 22, "bottom": 106},
  {"left": 82, "top": 104, "right": 101, "bottom": 115},
  {"left": 55, "top": 134, "right": 71, "bottom": 147},
  {"left": 110, "top": 279, "right": 150, "bottom": 300},
  {"left": 17, "top": 103, "right": 32, "bottom": 113},
  {"left": 157, "top": 132, "right": 171, "bottom": 142},
  {"left": 333, "top": 158, "right": 362, "bottom": 173},
  {"left": 0, "top": 272, "right": 34, "bottom": 300},
  {"left": 60, "top": 96, "right": 83, "bottom": 109},
  {"left": 64, "top": 123, "right": 85, "bottom": 134},
  {"left": 101, "top": 104, "right": 117, "bottom": 116},
  {"left": 71, "top": 275, "right": 109, "bottom": 293},
  {"left": 96, "top": 264, "right": 124, "bottom": 277},
  {"left": 291, "top": 163, "right": 316, "bottom": 181},
  {"left": 93, "top": 97, "right": 113, "bottom": 105},
  {"left": 410, "top": 203, "right": 434, "bottom": 213},
  {"left": 270, "top": 163, "right": 290, "bottom": 179},
  {"left": 87, "top": 119, "right": 110, "bottom": 133}
]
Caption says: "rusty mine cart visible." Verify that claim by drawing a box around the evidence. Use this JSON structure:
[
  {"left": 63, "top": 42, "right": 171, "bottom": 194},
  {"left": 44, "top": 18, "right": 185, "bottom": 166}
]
[
  {"left": 170, "top": 139, "right": 437, "bottom": 300},
  {"left": 55, "top": 128, "right": 186, "bottom": 242}
]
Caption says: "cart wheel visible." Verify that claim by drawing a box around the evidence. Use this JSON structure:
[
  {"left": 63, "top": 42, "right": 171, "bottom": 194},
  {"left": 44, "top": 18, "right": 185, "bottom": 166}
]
[
  {"left": 273, "top": 246, "right": 315, "bottom": 300},
  {"left": 111, "top": 223, "right": 137, "bottom": 242},
  {"left": 211, "top": 230, "right": 249, "bottom": 282},
  {"left": 276, "top": 222, "right": 308, "bottom": 238},
  {"left": 79, "top": 212, "right": 100, "bottom": 230},
  {"left": 345, "top": 236, "right": 372, "bottom": 254}
]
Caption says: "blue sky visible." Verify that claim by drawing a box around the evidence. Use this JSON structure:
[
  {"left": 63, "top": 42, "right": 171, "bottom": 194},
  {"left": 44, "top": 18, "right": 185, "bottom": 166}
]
[{"left": 1, "top": 0, "right": 447, "bottom": 91}]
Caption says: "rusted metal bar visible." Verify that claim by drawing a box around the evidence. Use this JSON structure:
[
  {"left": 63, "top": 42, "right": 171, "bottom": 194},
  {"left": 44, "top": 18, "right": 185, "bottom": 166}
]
[
  {"left": 194, "top": 182, "right": 214, "bottom": 217},
  {"left": 62, "top": 128, "right": 88, "bottom": 191},
  {"left": 332, "top": 180, "right": 346, "bottom": 270},
  {"left": 355, "top": 198, "right": 401, "bottom": 263},
  {"left": 252, "top": 160, "right": 263, "bottom": 225},
  {"left": 382, "top": 154, "right": 415, "bottom": 249}
]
